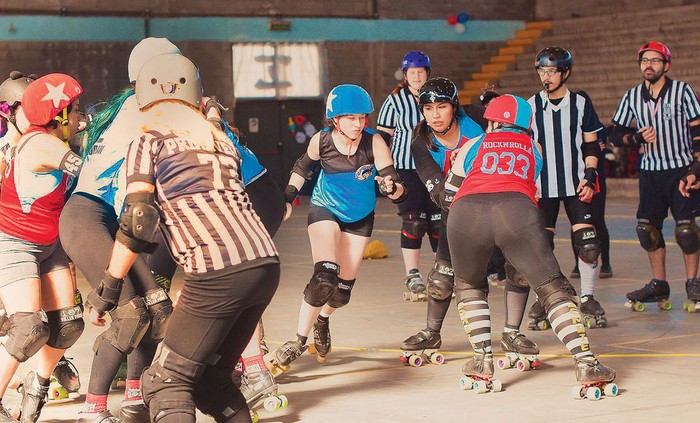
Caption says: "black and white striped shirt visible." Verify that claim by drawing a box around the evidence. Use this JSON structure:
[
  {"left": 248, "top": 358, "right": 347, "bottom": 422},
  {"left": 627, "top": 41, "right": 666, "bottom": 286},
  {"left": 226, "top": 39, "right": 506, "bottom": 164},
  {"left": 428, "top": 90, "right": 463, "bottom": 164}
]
[
  {"left": 529, "top": 90, "right": 604, "bottom": 198},
  {"left": 126, "top": 130, "right": 278, "bottom": 274},
  {"left": 612, "top": 78, "right": 700, "bottom": 171},
  {"left": 377, "top": 86, "right": 423, "bottom": 170}
]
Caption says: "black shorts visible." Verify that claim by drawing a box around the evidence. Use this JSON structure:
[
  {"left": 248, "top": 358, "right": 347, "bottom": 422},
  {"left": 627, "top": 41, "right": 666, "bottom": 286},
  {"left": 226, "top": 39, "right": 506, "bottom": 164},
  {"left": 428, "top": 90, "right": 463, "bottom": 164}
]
[
  {"left": 307, "top": 205, "right": 374, "bottom": 237},
  {"left": 638, "top": 168, "right": 697, "bottom": 225},
  {"left": 396, "top": 169, "right": 441, "bottom": 218},
  {"left": 538, "top": 196, "right": 593, "bottom": 228}
]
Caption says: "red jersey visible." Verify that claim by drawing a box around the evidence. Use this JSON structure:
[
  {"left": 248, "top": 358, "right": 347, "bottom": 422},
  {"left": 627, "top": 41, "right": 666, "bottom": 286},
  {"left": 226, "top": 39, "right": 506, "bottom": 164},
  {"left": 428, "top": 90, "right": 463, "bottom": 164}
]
[
  {"left": 0, "top": 131, "right": 69, "bottom": 245},
  {"left": 453, "top": 130, "right": 541, "bottom": 205}
]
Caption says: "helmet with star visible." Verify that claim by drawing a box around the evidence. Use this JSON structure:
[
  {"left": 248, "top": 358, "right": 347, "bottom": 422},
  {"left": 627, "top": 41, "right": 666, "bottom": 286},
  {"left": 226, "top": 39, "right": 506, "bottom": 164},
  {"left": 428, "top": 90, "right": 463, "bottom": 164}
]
[
  {"left": 21, "top": 73, "right": 82, "bottom": 126},
  {"left": 325, "top": 84, "right": 373, "bottom": 119}
]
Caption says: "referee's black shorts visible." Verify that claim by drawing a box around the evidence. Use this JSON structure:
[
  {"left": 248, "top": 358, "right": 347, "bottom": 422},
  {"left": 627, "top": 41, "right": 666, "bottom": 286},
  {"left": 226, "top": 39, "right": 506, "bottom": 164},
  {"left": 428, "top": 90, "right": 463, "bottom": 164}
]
[{"left": 637, "top": 167, "right": 698, "bottom": 226}]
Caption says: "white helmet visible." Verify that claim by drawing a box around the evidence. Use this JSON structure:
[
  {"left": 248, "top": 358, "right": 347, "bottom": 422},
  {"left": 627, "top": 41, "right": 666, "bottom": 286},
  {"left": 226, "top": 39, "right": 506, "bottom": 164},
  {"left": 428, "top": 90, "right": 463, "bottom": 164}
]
[
  {"left": 135, "top": 53, "right": 202, "bottom": 110},
  {"left": 128, "top": 37, "right": 181, "bottom": 83}
]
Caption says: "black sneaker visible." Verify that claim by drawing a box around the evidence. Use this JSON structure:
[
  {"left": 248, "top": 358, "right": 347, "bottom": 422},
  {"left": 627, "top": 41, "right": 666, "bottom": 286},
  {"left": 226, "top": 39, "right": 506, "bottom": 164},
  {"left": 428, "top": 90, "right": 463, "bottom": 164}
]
[{"left": 599, "top": 263, "right": 613, "bottom": 279}]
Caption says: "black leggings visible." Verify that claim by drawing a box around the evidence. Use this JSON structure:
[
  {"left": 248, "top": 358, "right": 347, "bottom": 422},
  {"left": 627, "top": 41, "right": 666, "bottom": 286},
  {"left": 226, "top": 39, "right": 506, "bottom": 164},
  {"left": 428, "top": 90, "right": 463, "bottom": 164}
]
[{"left": 59, "top": 193, "right": 160, "bottom": 394}]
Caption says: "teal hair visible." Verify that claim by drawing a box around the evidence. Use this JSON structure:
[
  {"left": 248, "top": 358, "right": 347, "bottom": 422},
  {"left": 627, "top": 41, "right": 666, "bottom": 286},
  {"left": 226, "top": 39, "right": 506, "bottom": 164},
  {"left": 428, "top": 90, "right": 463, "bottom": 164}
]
[{"left": 83, "top": 87, "right": 135, "bottom": 159}]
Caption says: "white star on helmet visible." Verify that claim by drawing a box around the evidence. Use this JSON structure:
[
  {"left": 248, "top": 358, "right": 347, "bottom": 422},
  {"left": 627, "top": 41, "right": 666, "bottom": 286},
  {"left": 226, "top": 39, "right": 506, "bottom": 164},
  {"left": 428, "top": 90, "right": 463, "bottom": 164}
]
[
  {"left": 326, "top": 92, "right": 337, "bottom": 113},
  {"left": 41, "top": 82, "right": 70, "bottom": 108}
]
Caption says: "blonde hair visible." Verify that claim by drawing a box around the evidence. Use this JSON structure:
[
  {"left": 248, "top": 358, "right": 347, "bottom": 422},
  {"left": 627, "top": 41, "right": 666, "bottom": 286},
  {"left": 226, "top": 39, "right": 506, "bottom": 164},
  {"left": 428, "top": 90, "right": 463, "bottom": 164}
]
[{"left": 139, "top": 100, "right": 228, "bottom": 152}]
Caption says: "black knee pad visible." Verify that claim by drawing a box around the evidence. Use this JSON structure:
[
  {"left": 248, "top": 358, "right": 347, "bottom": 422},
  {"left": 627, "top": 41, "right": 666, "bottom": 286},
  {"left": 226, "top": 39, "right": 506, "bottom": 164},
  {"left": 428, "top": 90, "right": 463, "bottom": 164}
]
[
  {"left": 636, "top": 219, "right": 665, "bottom": 251},
  {"left": 4, "top": 311, "right": 49, "bottom": 362},
  {"left": 401, "top": 211, "right": 428, "bottom": 248},
  {"left": 94, "top": 297, "right": 150, "bottom": 355},
  {"left": 533, "top": 273, "right": 578, "bottom": 313},
  {"left": 143, "top": 288, "right": 173, "bottom": 343},
  {"left": 303, "top": 261, "right": 340, "bottom": 307},
  {"left": 505, "top": 260, "right": 529, "bottom": 289},
  {"left": 545, "top": 229, "right": 555, "bottom": 250},
  {"left": 427, "top": 260, "right": 454, "bottom": 300},
  {"left": 573, "top": 227, "right": 601, "bottom": 264},
  {"left": 453, "top": 276, "right": 488, "bottom": 305},
  {"left": 675, "top": 220, "right": 700, "bottom": 254},
  {"left": 327, "top": 278, "right": 355, "bottom": 308},
  {"left": 45, "top": 305, "right": 85, "bottom": 349},
  {"left": 194, "top": 366, "right": 248, "bottom": 422}
]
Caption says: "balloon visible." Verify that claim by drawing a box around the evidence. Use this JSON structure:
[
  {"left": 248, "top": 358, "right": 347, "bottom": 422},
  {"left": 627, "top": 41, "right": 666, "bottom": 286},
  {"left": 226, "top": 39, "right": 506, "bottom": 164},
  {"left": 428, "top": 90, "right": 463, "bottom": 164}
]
[
  {"left": 454, "top": 23, "right": 466, "bottom": 34},
  {"left": 447, "top": 15, "right": 457, "bottom": 25},
  {"left": 457, "top": 12, "right": 469, "bottom": 24}
]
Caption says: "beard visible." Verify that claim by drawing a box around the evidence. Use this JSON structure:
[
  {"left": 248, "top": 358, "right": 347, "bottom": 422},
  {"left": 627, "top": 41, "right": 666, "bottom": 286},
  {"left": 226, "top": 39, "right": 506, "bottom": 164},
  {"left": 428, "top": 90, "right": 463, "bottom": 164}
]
[{"left": 642, "top": 67, "right": 664, "bottom": 84}]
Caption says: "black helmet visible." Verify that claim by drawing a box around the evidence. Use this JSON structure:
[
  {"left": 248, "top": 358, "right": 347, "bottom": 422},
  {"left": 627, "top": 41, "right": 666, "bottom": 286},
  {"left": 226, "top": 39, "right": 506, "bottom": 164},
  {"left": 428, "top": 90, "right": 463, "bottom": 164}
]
[
  {"left": 418, "top": 77, "right": 459, "bottom": 107},
  {"left": 535, "top": 47, "right": 572, "bottom": 71},
  {"left": 0, "top": 71, "right": 36, "bottom": 108}
]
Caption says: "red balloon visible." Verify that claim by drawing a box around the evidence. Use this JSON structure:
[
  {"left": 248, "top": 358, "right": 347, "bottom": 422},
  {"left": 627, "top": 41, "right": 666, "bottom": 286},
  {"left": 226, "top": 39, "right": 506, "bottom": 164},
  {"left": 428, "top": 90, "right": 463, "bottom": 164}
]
[{"left": 447, "top": 15, "right": 458, "bottom": 25}]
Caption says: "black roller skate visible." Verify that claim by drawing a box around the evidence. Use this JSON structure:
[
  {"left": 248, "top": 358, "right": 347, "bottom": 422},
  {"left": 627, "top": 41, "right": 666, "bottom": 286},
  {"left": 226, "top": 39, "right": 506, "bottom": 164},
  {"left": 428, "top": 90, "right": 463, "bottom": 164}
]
[
  {"left": 402, "top": 269, "right": 427, "bottom": 302},
  {"left": 625, "top": 279, "right": 672, "bottom": 312},
  {"left": 265, "top": 340, "right": 308, "bottom": 377},
  {"left": 683, "top": 278, "right": 700, "bottom": 313},
  {"left": 459, "top": 350, "right": 502, "bottom": 394},
  {"left": 241, "top": 371, "right": 288, "bottom": 413},
  {"left": 497, "top": 331, "right": 541, "bottom": 371},
  {"left": 572, "top": 356, "right": 618, "bottom": 401},
  {"left": 18, "top": 370, "right": 49, "bottom": 423},
  {"left": 399, "top": 329, "right": 444, "bottom": 367},
  {"left": 52, "top": 356, "right": 80, "bottom": 394},
  {"left": 310, "top": 316, "right": 331, "bottom": 362},
  {"left": 527, "top": 300, "right": 549, "bottom": 330},
  {"left": 580, "top": 295, "right": 608, "bottom": 328}
]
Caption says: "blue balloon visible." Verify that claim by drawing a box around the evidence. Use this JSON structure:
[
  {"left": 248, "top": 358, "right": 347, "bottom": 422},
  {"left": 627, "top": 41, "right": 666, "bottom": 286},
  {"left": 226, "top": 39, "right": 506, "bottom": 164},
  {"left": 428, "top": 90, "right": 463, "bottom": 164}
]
[{"left": 457, "top": 12, "right": 469, "bottom": 24}]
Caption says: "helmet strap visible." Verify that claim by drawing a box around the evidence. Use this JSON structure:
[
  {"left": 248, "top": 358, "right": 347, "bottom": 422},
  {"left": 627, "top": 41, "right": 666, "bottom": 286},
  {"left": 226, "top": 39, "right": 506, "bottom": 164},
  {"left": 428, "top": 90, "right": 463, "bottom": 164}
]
[
  {"left": 333, "top": 117, "right": 360, "bottom": 157},
  {"left": 54, "top": 108, "right": 70, "bottom": 141},
  {"left": 431, "top": 116, "right": 455, "bottom": 136}
]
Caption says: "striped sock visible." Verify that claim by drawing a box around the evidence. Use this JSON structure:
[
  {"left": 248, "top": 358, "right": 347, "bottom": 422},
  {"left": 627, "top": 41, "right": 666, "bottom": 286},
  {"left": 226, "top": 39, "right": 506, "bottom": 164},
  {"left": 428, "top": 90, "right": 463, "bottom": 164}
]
[
  {"left": 457, "top": 300, "right": 492, "bottom": 353},
  {"left": 547, "top": 301, "right": 594, "bottom": 360}
]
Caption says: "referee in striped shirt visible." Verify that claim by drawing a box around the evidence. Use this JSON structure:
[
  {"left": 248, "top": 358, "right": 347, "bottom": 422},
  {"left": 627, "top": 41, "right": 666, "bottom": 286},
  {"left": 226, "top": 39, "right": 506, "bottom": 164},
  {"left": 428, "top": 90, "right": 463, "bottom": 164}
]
[
  {"left": 527, "top": 46, "right": 608, "bottom": 329},
  {"left": 610, "top": 41, "right": 700, "bottom": 307}
]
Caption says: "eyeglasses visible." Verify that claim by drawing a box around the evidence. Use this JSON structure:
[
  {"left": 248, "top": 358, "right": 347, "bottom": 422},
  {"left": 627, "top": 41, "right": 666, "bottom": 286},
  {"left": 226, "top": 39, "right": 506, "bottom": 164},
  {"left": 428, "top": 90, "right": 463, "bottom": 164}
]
[
  {"left": 640, "top": 58, "right": 665, "bottom": 65},
  {"left": 536, "top": 68, "right": 560, "bottom": 77}
]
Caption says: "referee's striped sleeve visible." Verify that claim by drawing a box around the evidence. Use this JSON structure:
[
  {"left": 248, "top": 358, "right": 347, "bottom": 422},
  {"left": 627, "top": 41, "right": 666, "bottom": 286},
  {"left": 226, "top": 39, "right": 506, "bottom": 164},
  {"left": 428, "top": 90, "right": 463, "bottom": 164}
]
[
  {"left": 377, "top": 96, "right": 397, "bottom": 128},
  {"left": 126, "top": 134, "right": 156, "bottom": 184},
  {"left": 682, "top": 83, "right": 700, "bottom": 121},
  {"left": 612, "top": 91, "right": 634, "bottom": 127}
]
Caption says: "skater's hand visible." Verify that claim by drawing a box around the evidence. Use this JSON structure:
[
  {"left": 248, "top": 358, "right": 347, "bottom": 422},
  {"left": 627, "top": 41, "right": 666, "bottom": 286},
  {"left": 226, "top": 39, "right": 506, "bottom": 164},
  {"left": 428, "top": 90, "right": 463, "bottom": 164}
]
[
  {"left": 375, "top": 175, "right": 396, "bottom": 196},
  {"left": 576, "top": 184, "right": 595, "bottom": 203},
  {"left": 86, "top": 306, "right": 107, "bottom": 327},
  {"left": 283, "top": 202, "right": 293, "bottom": 221},
  {"left": 679, "top": 173, "right": 700, "bottom": 197}
]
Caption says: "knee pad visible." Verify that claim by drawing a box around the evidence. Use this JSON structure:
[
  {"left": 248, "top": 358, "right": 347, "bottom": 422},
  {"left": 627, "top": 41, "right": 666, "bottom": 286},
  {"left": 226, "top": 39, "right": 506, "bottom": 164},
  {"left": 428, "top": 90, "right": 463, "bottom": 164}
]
[
  {"left": 427, "top": 213, "right": 441, "bottom": 239},
  {"left": 453, "top": 276, "right": 488, "bottom": 305},
  {"left": 636, "top": 219, "right": 665, "bottom": 251},
  {"left": 504, "top": 260, "right": 529, "bottom": 289},
  {"left": 45, "top": 305, "right": 85, "bottom": 349},
  {"left": 94, "top": 297, "right": 150, "bottom": 355},
  {"left": 4, "top": 311, "right": 49, "bottom": 362},
  {"left": 573, "top": 227, "right": 601, "bottom": 264},
  {"left": 303, "top": 261, "right": 340, "bottom": 307},
  {"left": 193, "top": 366, "right": 248, "bottom": 422},
  {"left": 545, "top": 229, "right": 555, "bottom": 250},
  {"left": 143, "top": 288, "right": 173, "bottom": 343},
  {"left": 675, "top": 220, "right": 700, "bottom": 254},
  {"left": 427, "top": 260, "right": 454, "bottom": 300},
  {"left": 142, "top": 363, "right": 197, "bottom": 423},
  {"left": 533, "top": 274, "right": 578, "bottom": 313},
  {"left": 401, "top": 211, "right": 428, "bottom": 240},
  {"left": 327, "top": 278, "right": 355, "bottom": 308}
]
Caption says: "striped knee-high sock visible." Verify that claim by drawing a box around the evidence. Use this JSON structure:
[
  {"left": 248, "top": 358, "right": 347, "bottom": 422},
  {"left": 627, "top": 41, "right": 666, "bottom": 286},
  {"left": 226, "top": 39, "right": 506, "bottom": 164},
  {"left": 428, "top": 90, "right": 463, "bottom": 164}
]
[
  {"left": 457, "top": 300, "right": 492, "bottom": 353},
  {"left": 547, "top": 301, "right": 595, "bottom": 360}
]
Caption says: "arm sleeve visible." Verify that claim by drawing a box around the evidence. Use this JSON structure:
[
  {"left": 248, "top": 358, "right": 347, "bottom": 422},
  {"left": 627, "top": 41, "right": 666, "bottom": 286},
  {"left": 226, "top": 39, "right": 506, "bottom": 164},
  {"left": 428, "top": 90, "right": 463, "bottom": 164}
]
[
  {"left": 377, "top": 96, "right": 397, "bottom": 129},
  {"left": 125, "top": 134, "right": 157, "bottom": 185}
]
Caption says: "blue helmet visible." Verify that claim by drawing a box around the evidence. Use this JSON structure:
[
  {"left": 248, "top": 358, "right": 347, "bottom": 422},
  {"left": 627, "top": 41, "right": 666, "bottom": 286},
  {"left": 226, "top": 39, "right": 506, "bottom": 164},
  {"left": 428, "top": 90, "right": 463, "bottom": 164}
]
[
  {"left": 483, "top": 94, "right": 532, "bottom": 131},
  {"left": 402, "top": 51, "right": 431, "bottom": 71},
  {"left": 325, "top": 84, "right": 374, "bottom": 119}
]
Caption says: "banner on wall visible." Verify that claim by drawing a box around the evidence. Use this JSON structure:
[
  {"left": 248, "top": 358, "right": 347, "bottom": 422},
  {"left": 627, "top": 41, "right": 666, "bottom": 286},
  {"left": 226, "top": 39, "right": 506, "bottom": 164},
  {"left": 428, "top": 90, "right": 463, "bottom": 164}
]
[{"left": 233, "top": 43, "right": 323, "bottom": 99}]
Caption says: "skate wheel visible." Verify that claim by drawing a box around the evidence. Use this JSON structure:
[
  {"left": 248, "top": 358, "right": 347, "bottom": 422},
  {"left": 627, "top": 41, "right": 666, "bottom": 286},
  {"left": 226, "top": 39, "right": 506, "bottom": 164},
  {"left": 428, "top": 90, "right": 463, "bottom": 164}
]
[
  {"left": 583, "top": 317, "right": 593, "bottom": 329},
  {"left": 473, "top": 380, "right": 489, "bottom": 394},
  {"left": 491, "top": 379, "right": 503, "bottom": 392},
  {"left": 531, "top": 359, "right": 542, "bottom": 369},
  {"left": 430, "top": 353, "right": 444, "bottom": 365},
  {"left": 571, "top": 386, "right": 584, "bottom": 399},
  {"left": 316, "top": 354, "right": 327, "bottom": 363},
  {"left": 536, "top": 320, "right": 549, "bottom": 330},
  {"left": 496, "top": 358, "right": 509, "bottom": 370},
  {"left": 279, "top": 394, "right": 289, "bottom": 408},
  {"left": 516, "top": 360, "right": 530, "bottom": 372},
  {"left": 603, "top": 383, "right": 618, "bottom": 397},
  {"left": 50, "top": 384, "right": 68, "bottom": 400},
  {"left": 459, "top": 376, "right": 474, "bottom": 390},
  {"left": 402, "top": 292, "right": 411, "bottom": 301},
  {"left": 659, "top": 300, "right": 673, "bottom": 311},
  {"left": 250, "top": 410, "right": 259, "bottom": 423},
  {"left": 586, "top": 386, "right": 601, "bottom": 401},
  {"left": 632, "top": 302, "right": 645, "bottom": 312},
  {"left": 399, "top": 354, "right": 408, "bottom": 364},
  {"left": 308, "top": 345, "right": 317, "bottom": 355},
  {"left": 408, "top": 355, "right": 422, "bottom": 367},
  {"left": 264, "top": 396, "right": 284, "bottom": 412}
]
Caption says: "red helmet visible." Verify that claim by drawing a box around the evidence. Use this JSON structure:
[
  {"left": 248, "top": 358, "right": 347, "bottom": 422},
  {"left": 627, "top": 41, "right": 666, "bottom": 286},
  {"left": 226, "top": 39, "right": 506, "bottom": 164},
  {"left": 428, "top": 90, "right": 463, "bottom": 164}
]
[
  {"left": 21, "top": 73, "right": 82, "bottom": 126},
  {"left": 638, "top": 41, "right": 671, "bottom": 63}
]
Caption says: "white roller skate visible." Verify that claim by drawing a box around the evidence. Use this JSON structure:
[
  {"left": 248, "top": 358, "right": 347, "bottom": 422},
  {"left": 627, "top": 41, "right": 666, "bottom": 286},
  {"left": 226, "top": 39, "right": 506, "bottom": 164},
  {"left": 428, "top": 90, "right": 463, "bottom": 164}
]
[
  {"left": 459, "top": 351, "right": 502, "bottom": 394},
  {"left": 571, "top": 356, "right": 618, "bottom": 401},
  {"left": 399, "top": 329, "right": 444, "bottom": 367},
  {"left": 497, "top": 331, "right": 541, "bottom": 371},
  {"left": 402, "top": 269, "right": 427, "bottom": 302}
]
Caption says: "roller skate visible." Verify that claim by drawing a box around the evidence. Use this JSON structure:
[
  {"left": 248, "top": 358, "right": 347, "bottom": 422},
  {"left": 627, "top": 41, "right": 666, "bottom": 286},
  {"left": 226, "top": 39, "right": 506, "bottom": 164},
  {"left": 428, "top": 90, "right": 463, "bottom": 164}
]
[
  {"left": 399, "top": 329, "right": 444, "bottom": 367},
  {"left": 580, "top": 295, "right": 608, "bottom": 328},
  {"left": 119, "top": 398, "right": 149, "bottom": 423},
  {"left": 259, "top": 320, "right": 269, "bottom": 355},
  {"left": 17, "top": 370, "right": 49, "bottom": 423},
  {"left": 497, "top": 331, "right": 541, "bottom": 371},
  {"left": 527, "top": 300, "right": 549, "bottom": 331},
  {"left": 683, "top": 278, "right": 700, "bottom": 313},
  {"left": 624, "top": 279, "right": 672, "bottom": 311},
  {"left": 52, "top": 356, "right": 80, "bottom": 395},
  {"left": 459, "top": 350, "right": 502, "bottom": 394},
  {"left": 265, "top": 339, "right": 308, "bottom": 377},
  {"left": 571, "top": 356, "right": 618, "bottom": 401},
  {"left": 75, "top": 410, "right": 122, "bottom": 423},
  {"left": 0, "top": 402, "right": 18, "bottom": 423},
  {"left": 402, "top": 269, "right": 427, "bottom": 302},
  {"left": 309, "top": 316, "right": 331, "bottom": 362},
  {"left": 241, "top": 371, "right": 289, "bottom": 414}
]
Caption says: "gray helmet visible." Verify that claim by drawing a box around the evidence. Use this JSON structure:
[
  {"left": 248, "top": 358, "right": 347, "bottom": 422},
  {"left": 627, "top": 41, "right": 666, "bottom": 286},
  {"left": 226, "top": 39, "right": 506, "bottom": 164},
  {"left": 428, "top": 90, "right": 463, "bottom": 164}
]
[
  {"left": 0, "top": 71, "right": 36, "bottom": 107},
  {"left": 135, "top": 54, "right": 202, "bottom": 110},
  {"left": 535, "top": 47, "right": 572, "bottom": 71}
]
